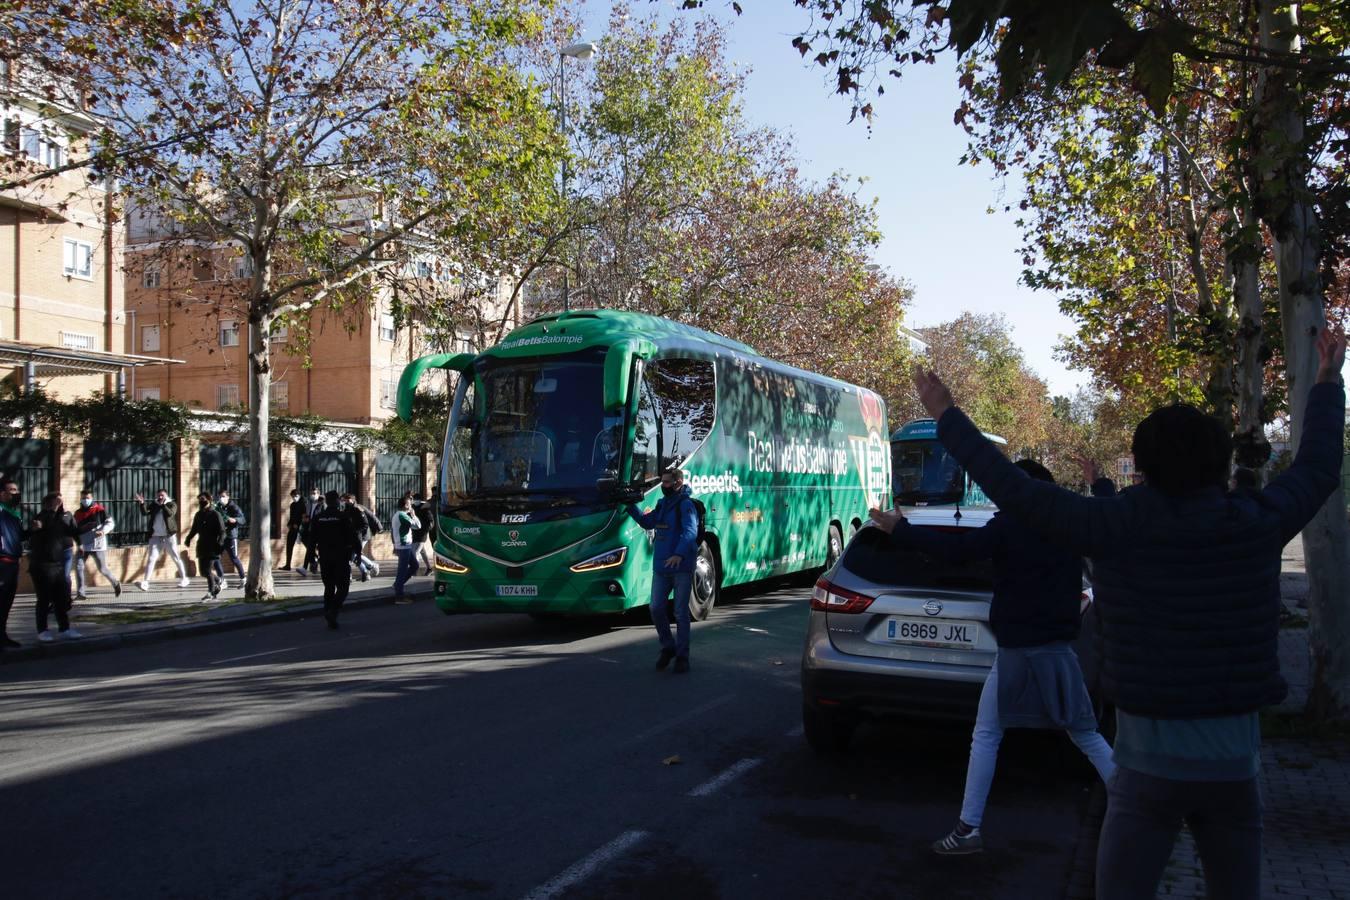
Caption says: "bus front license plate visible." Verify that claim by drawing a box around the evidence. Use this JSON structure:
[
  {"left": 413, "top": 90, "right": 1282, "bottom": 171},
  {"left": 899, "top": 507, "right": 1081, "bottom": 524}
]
[
  {"left": 886, "top": 617, "right": 979, "bottom": 649},
  {"left": 495, "top": 585, "right": 538, "bottom": 597}
]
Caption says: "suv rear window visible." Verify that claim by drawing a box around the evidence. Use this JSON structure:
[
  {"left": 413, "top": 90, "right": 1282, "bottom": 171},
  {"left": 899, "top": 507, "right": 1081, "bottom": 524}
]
[{"left": 842, "top": 526, "right": 995, "bottom": 592}]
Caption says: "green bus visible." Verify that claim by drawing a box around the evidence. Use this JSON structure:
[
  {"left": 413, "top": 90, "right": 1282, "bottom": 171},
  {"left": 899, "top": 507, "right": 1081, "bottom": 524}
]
[
  {"left": 398, "top": 309, "right": 891, "bottom": 618},
  {"left": 890, "top": 418, "right": 1006, "bottom": 508}
]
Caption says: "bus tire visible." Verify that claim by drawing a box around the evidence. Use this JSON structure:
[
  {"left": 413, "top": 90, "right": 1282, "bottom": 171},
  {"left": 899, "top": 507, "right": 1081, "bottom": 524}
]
[
  {"left": 825, "top": 524, "right": 844, "bottom": 570},
  {"left": 689, "top": 540, "right": 719, "bottom": 621}
]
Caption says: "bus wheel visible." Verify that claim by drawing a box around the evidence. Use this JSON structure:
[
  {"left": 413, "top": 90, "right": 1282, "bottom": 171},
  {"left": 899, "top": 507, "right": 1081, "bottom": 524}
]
[
  {"left": 825, "top": 524, "right": 844, "bottom": 570},
  {"left": 690, "top": 541, "right": 719, "bottom": 621}
]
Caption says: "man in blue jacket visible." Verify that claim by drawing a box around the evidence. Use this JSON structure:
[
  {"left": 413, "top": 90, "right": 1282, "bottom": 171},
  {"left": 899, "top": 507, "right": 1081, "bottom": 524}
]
[
  {"left": 910, "top": 328, "right": 1346, "bottom": 900},
  {"left": 626, "top": 467, "right": 700, "bottom": 673}
]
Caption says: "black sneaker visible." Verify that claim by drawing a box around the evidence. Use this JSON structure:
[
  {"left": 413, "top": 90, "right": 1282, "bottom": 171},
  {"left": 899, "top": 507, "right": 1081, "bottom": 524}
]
[
  {"left": 655, "top": 648, "right": 676, "bottom": 671},
  {"left": 2, "top": 635, "right": 20, "bottom": 648},
  {"left": 325, "top": 614, "right": 339, "bottom": 630},
  {"left": 673, "top": 657, "right": 690, "bottom": 674},
  {"left": 932, "top": 824, "right": 982, "bottom": 855}
]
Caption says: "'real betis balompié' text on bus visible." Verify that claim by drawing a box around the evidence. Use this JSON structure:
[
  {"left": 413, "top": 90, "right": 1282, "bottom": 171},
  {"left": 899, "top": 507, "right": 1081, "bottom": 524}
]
[{"left": 397, "top": 309, "right": 891, "bottom": 620}]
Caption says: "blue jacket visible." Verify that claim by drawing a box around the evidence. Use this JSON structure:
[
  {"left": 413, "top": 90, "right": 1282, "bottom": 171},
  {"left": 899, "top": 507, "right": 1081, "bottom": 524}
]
[
  {"left": 0, "top": 504, "right": 23, "bottom": 562},
  {"left": 887, "top": 512, "right": 1082, "bottom": 649},
  {"left": 936, "top": 382, "right": 1345, "bottom": 719},
  {"left": 627, "top": 485, "right": 699, "bottom": 574}
]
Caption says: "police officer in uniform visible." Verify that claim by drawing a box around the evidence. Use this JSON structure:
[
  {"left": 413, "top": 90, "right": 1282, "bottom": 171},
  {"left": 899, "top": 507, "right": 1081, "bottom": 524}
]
[{"left": 309, "top": 490, "right": 361, "bottom": 629}]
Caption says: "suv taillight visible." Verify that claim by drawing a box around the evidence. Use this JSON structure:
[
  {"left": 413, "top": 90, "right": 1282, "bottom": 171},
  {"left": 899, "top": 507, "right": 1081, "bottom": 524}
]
[{"left": 810, "top": 577, "right": 875, "bottom": 614}]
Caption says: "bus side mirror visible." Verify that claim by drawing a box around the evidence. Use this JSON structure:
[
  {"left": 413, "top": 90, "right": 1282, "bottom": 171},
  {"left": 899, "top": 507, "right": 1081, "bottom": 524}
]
[
  {"left": 398, "top": 352, "right": 475, "bottom": 422},
  {"left": 603, "top": 338, "right": 655, "bottom": 412}
]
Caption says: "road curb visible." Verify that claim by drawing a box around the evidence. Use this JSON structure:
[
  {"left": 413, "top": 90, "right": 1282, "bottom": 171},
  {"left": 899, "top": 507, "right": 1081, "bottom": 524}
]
[{"left": 0, "top": 583, "right": 436, "bottom": 665}]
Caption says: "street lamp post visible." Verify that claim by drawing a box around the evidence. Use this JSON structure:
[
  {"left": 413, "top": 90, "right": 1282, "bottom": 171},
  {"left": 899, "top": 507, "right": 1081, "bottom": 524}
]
[{"left": 559, "top": 41, "right": 595, "bottom": 313}]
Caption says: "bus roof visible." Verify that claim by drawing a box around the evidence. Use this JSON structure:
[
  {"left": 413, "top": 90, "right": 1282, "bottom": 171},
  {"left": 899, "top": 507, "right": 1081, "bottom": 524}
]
[
  {"left": 890, "top": 418, "right": 1007, "bottom": 445},
  {"left": 489, "top": 308, "right": 874, "bottom": 396}
]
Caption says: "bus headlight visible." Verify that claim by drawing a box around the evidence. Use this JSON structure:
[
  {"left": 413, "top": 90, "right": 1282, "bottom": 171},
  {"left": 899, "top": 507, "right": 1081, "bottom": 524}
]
[
  {"left": 435, "top": 552, "right": 469, "bottom": 574},
  {"left": 570, "top": 547, "right": 627, "bottom": 573}
]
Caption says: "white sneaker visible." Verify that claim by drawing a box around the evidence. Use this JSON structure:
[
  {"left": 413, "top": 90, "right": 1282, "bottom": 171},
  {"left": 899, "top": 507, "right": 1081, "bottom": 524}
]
[
  {"left": 62, "top": 628, "right": 82, "bottom": 640},
  {"left": 178, "top": 577, "right": 191, "bottom": 588},
  {"left": 37, "top": 630, "right": 54, "bottom": 643},
  {"left": 138, "top": 581, "right": 150, "bottom": 592},
  {"left": 201, "top": 592, "right": 215, "bottom": 602},
  {"left": 371, "top": 563, "right": 381, "bottom": 577}
]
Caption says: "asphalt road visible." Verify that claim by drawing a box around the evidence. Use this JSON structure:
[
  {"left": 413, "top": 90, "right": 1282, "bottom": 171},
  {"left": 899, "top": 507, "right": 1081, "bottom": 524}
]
[{"left": 0, "top": 584, "right": 1091, "bottom": 899}]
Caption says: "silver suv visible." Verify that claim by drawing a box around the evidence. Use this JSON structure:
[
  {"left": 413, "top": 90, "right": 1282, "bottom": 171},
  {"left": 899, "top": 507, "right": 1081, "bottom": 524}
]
[{"left": 800, "top": 510, "right": 1102, "bottom": 753}]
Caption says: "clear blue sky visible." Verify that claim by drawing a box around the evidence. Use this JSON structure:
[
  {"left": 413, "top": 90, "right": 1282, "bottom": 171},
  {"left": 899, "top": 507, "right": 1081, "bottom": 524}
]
[{"left": 577, "top": 1, "right": 1091, "bottom": 396}]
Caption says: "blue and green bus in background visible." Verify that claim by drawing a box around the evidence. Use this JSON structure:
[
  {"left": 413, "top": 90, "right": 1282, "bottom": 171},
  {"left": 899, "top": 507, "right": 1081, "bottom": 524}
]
[
  {"left": 398, "top": 309, "right": 891, "bottom": 619},
  {"left": 890, "top": 418, "right": 1007, "bottom": 509}
]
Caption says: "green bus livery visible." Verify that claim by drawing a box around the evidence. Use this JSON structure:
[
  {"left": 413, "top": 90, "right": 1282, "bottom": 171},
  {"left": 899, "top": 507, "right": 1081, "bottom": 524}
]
[
  {"left": 398, "top": 309, "right": 890, "bottom": 618},
  {"left": 890, "top": 418, "right": 1007, "bottom": 509}
]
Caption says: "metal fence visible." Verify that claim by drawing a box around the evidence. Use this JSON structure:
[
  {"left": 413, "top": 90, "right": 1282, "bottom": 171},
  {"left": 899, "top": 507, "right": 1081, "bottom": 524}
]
[
  {"left": 0, "top": 438, "right": 55, "bottom": 522},
  {"left": 84, "top": 442, "right": 176, "bottom": 547},
  {"left": 375, "top": 453, "right": 422, "bottom": 527},
  {"left": 200, "top": 444, "right": 251, "bottom": 539},
  {"left": 295, "top": 450, "right": 357, "bottom": 500}
]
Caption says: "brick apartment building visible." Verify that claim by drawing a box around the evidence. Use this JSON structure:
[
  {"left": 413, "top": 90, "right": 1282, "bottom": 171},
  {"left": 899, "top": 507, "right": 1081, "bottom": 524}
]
[
  {"left": 123, "top": 203, "right": 517, "bottom": 424},
  {"left": 0, "top": 60, "right": 169, "bottom": 398}
]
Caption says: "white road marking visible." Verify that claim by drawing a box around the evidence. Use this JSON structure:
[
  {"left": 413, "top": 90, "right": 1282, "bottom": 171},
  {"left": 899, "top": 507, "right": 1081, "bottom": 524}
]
[
  {"left": 208, "top": 646, "right": 303, "bottom": 665},
  {"left": 688, "top": 758, "right": 762, "bottom": 798},
  {"left": 520, "top": 830, "right": 648, "bottom": 900},
  {"left": 623, "top": 694, "right": 735, "bottom": 746}
]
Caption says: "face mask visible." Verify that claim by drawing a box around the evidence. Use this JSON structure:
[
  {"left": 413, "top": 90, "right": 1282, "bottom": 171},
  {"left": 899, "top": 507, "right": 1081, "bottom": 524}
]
[
  {"left": 311, "top": 494, "right": 320, "bottom": 501},
  {"left": 199, "top": 500, "right": 210, "bottom": 508},
  {"left": 661, "top": 485, "right": 676, "bottom": 497},
  {"left": 81, "top": 498, "right": 93, "bottom": 508},
  {"left": 219, "top": 498, "right": 228, "bottom": 505}
]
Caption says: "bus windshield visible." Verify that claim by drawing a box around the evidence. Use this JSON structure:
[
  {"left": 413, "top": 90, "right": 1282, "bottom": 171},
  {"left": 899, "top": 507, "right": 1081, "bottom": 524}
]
[
  {"left": 892, "top": 438, "right": 965, "bottom": 505},
  {"left": 443, "top": 349, "right": 624, "bottom": 507}
]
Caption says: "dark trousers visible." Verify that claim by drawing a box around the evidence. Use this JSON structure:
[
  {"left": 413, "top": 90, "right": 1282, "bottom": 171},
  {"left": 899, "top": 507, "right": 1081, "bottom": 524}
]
[
  {"left": 213, "top": 537, "right": 245, "bottom": 580},
  {"left": 319, "top": 558, "right": 350, "bottom": 618},
  {"left": 1096, "top": 766, "right": 1262, "bottom": 900},
  {"left": 302, "top": 534, "right": 319, "bottom": 571},
  {"left": 198, "top": 555, "right": 221, "bottom": 595},
  {"left": 32, "top": 563, "right": 71, "bottom": 633},
  {"left": 284, "top": 526, "right": 300, "bottom": 567},
  {"left": 0, "top": 561, "right": 17, "bottom": 639}
]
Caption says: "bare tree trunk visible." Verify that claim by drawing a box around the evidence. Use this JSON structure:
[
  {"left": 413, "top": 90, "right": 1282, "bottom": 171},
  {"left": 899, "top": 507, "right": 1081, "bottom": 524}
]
[
  {"left": 1231, "top": 202, "right": 1269, "bottom": 469},
  {"left": 1178, "top": 160, "right": 1233, "bottom": 418},
  {"left": 246, "top": 303, "right": 275, "bottom": 601},
  {"left": 1257, "top": 0, "right": 1350, "bottom": 719}
]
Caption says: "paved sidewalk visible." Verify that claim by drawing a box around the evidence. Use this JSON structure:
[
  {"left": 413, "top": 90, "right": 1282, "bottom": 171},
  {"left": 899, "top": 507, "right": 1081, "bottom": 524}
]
[
  {"left": 1066, "top": 538, "right": 1350, "bottom": 898},
  {"left": 0, "top": 557, "right": 437, "bottom": 663}
]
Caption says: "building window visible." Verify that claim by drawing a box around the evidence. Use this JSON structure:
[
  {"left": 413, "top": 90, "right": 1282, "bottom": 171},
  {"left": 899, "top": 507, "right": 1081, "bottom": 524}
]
[
  {"left": 219, "top": 319, "right": 240, "bottom": 347},
  {"left": 234, "top": 256, "right": 254, "bottom": 279},
  {"left": 379, "top": 372, "right": 399, "bottom": 410},
  {"left": 60, "top": 331, "right": 95, "bottom": 350},
  {"left": 62, "top": 238, "right": 93, "bottom": 279},
  {"left": 378, "top": 313, "right": 396, "bottom": 342},
  {"left": 269, "top": 324, "right": 288, "bottom": 343},
  {"left": 415, "top": 259, "right": 433, "bottom": 279},
  {"left": 137, "top": 387, "right": 161, "bottom": 401},
  {"left": 143, "top": 265, "right": 161, "bottom": 289},
  {"left": 271, "top": 381, "right": 289, "bottom": 412},
  {"left": 141, "top": 324, "right": 161, "bottom": 352},
  {"left": 217, "top": 384, "right": 241, "bottom": 410}
]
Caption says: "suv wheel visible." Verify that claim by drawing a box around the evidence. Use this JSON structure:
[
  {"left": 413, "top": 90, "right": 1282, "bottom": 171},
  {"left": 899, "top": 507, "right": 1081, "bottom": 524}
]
[{"left": 802, "top": 702, "right": 855, "bottom": 754}]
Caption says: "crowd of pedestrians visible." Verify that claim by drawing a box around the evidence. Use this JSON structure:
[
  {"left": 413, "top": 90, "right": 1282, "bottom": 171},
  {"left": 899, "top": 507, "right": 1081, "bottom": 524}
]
[{"left": 0, "top": 480, "right": 439, "bottom": 646}]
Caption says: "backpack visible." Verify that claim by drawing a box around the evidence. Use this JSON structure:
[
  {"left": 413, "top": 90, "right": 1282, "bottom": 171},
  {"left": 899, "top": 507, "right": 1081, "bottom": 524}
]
[{"left": 681, "top": 495, "right": 708, "bottom": 546}]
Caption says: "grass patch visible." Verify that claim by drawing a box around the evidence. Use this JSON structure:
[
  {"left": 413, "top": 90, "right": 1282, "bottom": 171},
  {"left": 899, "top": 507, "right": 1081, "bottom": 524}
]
[{"left": 83, "top": 605, "right": 205, "bottom": 625}]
